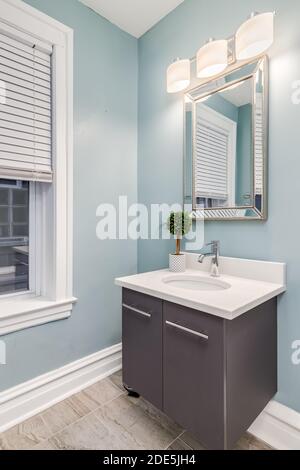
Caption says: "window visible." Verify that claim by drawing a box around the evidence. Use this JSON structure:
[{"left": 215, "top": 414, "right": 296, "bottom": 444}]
[
  {"left": 0, "top": 179, "right": 29, "bottom": 295},
  {"left": 0, "top": 0, "right": 75, "bottom": 335},
  {"left": 0, "top": 14, "right": 52, "bottom": 298}
]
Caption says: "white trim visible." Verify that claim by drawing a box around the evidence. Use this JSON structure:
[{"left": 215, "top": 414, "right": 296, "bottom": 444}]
[
  {"left": 249, "top": 401, "right": 300, "bottom": 450},
  {"left": 0, "top": 0, "right": 72, "bottom": 45},
  {"left": 0, "top": 0, "right": 75, "bottom": 334},
  {"left": 29, "top": 182, "right": 37, "bottom": 294},
  {"left": 0, "top": 343, "right": 122, "bottom": 433},
  {"left": 0, "top": 296, "right": 77, "bottom": 335}
]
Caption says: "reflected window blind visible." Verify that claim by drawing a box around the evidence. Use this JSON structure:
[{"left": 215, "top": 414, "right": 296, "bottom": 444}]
[
  {"left": 255, "top": 93, "right": 263, "bottom": 196},
  {"left": 0, "top": 29, "right": 53, "bottom": 182},
  {"left": 195, "top": 120, "right": 229, "bottom": 200}
]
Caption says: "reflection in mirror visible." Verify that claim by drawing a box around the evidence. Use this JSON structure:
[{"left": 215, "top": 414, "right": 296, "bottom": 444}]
[{"left": 184, "top": 57, "right": 267, "bottom": 220}]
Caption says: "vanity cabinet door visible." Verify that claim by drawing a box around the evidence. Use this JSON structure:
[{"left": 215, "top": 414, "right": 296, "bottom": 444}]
[
  {"left": 163, "top": 301, "right": 225, "bottom": 449},
  {"left": 122, "top": 289, "right": 163, "bottom": 410}
]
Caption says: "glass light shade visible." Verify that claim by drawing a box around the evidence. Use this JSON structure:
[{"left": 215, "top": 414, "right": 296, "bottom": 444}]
[
  {"left": 236, "top": 12, "right": 274, "bottom": 60},
  {"left": 196, "top": 40, "right": 228, "bottom": 78},
  {"left": 167, "top": 59, "right": 190, "bottom": 93}
]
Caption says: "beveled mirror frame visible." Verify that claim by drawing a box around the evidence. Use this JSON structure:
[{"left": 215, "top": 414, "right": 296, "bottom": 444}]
[{"left": 183, "top": 56, "right": 269, "bottom": 221}]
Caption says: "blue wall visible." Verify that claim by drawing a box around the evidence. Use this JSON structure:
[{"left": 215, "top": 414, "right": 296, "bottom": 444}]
[
  {"left": 205, "top": 94, "right": 238, "bottom": 122},
  {"left": 138, "top": 0, "right": 300, "bottom": 413},
  {"left": 0, "top": 0, "right": 138, "bottom": 391}
]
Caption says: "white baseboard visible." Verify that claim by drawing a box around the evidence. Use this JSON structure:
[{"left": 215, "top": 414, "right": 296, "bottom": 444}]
[
  {"left": 0, "top": 343, "right": 122, "bottom": 433},
  {"left": 249, "top": 400, "right": 300, "bottom": 450}
]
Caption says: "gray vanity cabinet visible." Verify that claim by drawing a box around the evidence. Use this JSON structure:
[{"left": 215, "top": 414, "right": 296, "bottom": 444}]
[
  {"left": 163, "top": 302, "right": 225, "bottom": 449},
  {"left": 122, "top": 288, "right": 277, "bottom": 450},
  {"left": 122, "top": 289, "right": 163, "bottom": 410}
]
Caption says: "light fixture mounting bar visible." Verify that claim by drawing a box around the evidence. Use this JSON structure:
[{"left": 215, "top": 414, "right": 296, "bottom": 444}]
[{"left": 166, "top": 11, "right": 275, "bottom": 93}]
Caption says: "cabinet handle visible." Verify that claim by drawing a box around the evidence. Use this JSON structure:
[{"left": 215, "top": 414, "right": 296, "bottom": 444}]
[
  {"left": 166, "top": 321, "right": 208, "bottom": 340},
  {"left": 123, "top": 303, "right": 151, "bottom": 318}
]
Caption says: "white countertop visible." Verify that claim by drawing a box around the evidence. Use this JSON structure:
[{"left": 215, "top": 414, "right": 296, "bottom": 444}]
[{"left": 115, "top": 254, "right": 286, "bottom": 320}]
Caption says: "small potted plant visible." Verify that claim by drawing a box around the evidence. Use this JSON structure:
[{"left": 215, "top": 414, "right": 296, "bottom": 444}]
[{"left": 167, "top": 211, "right": 192, "bottom": 272}]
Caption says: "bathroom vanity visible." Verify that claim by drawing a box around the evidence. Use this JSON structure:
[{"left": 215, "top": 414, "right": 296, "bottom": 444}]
[{"left": 116, "top": 255, "right": 286, "bottom": 450}]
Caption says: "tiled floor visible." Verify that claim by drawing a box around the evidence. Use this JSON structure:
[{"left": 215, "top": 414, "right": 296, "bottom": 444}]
[{"left": 0, "top": 371, "right": 272, "bottom": 451}]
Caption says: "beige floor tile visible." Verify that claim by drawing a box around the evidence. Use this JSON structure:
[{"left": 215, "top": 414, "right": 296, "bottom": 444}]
[
  {"left": 50, "top": 413, "right": 131, "bottom": 450},
  {"left": 133, "top": 397, "right": 182, "bottom": 436},
  {"left": 234, "top": 433, "right": 252, "bottom": 450},
  {"left": 77, "top": 378, "right": 124, "bottom": 411},
  {"left": 0, "top": 415, "right": 52, "bottom": 450},
  {"left": 67, "top": 392, "right": 95, "bottom": 416},
  {"left": 41, "top": 394, "right": 91, "bottom": 435},
  {"left": 180, "top": 431, "right": 206, "bottom": 450},
  {"left": 33, "top": 440, "right": 59, "bottom": 450},
  {"left": 108, "top": 369, "right": 124, "bottom": 392},
  {"left": 235, "top": 433, "right": 273, "bottom": 450},
  {"left": 167, "top": 437, "right": 192, "bottom": 450},
  {"left": 94, "top": 395, "right": 181, "bottom": 450},
  {"left": 180, "top": 430, "right": 273, "bottom": 450},
  {"left": 249, "top": 436, "right": 273, "bottom": 450}
]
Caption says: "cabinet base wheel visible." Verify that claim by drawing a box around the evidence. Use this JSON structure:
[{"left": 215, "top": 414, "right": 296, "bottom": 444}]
[{"left": 123, "top": 384, "right": 140, "bottom": 398}]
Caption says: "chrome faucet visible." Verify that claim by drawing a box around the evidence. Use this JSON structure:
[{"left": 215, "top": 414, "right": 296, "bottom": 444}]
[{"left": 198, "top": 241, "right": 220, "bottom": 278}]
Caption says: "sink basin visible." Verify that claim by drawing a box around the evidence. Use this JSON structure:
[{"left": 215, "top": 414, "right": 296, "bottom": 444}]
[{"left": 162, "top": 274, "right": 231, "bottom": 291}]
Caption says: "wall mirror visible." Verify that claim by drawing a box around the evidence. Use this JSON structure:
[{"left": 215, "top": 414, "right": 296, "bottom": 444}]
[{"left": 184, "top": 56, "right": 268, "bottom": 220}]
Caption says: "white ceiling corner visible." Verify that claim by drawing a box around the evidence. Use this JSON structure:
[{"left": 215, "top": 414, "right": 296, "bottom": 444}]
[
  {"left": 220, "top": 79, "right": 253, "bottom": 107},
  {"left": 79, "top": 0, "right": 184, "bottom": 38}
]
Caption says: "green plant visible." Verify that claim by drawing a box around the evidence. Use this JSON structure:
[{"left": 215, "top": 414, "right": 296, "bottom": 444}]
[{"left": 167, "top": 211, "right": 192, "bottom": 255}]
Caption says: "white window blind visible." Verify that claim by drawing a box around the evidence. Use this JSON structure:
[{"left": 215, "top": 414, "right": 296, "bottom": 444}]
[
  {"left": 255, "top": 93, "right": 263, "bottom": 196},
  {"left": 195, "top": 120, "right": 229, "bottom": 200},
  {"left": 0, "top": 28, "right": 53, "bottom": 182}
]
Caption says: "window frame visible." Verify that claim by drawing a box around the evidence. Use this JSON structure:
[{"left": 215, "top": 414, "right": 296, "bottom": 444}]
[{"left": 0, "top": 0, "right": 76, "bottom": 335}]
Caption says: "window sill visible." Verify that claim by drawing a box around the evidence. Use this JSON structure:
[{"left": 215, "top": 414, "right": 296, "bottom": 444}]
[{"left": 0, "top": 295, "right": 77, "bottom": 336}]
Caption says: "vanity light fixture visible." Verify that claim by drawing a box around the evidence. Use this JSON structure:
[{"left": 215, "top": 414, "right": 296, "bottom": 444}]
[
  {"left": 167, "top": 58, "right": 190, "bottom": 93},
  {"left": 197, "top": 39, "right": 228, "bottom": 78},
  {"left": 166, "top": 11, "right": 274, "bottom": 93},
  {"left": 235, "top": 12, "right": 275, "bottom": 60}
]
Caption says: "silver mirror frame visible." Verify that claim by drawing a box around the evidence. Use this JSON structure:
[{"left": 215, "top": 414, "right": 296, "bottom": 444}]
[{"left": 183, "top": 56, "right": 269, "bottom": 221}]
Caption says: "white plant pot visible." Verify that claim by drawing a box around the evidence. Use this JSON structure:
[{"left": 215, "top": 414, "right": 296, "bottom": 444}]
[{"left": 169, "top": 253, "right": 186, "bottom": 273}]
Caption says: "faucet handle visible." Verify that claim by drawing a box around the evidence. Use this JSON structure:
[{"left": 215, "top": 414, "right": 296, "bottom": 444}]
[{"left": 205, "top": 240, "right": 220, "bottom": 247}]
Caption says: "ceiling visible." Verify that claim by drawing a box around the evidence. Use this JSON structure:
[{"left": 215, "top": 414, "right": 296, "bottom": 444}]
[
  {"left": 220, "top": 79, "right": 253, "bottom": 107},
  {"left": 79, "top": 0, "right": 184, "bottom": 38}
]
